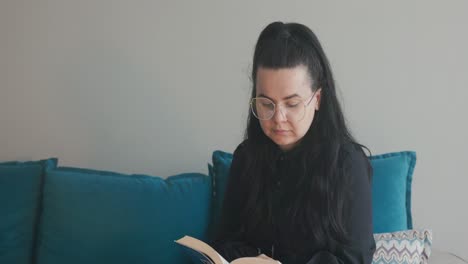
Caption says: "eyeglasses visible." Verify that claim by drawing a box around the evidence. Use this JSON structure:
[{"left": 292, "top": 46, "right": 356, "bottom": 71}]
[{"left": 250, "top": 89, "right": 319, "bottom": 121}]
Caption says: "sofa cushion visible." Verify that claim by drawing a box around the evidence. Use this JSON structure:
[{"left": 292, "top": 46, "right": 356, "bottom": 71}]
[
  {"left": 36, "top": 168, "right": 212, "bottom": 264},
  {"left": 0, "top": 158, "right": 57, "bottom": 264},
  {"left": 209, "top": 150, "right": 416, "bottom": 234},
  {"left": 429, "top": 249, "right": 467, "bottom": 264}
]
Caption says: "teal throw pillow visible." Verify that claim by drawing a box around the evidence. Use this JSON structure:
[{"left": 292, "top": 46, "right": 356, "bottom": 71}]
[{"left": 370, "top": 151, "right": 416, "bottom": 233}]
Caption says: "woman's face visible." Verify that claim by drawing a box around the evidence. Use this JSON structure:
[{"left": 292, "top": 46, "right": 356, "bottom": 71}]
[{"left": 255, "top": 65, "right": 321, "bottom": 151}]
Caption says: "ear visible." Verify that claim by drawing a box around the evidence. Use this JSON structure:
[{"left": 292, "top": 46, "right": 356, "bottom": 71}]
[{"left": 315, "top": 88, "right": 322, "bottom": 111}]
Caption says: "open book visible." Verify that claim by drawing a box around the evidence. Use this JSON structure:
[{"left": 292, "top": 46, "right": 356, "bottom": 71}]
[{"left": 175, "top": 236, "right": 281, "bottom": 264}]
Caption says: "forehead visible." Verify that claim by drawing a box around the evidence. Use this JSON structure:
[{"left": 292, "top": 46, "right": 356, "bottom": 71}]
[{"left": 256, "top": 65, "right": 311, "bottom": 98}]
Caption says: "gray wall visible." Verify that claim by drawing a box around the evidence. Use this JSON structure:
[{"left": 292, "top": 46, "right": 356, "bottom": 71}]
[{"left": 1, "top": 0, "right": 467, "bottom": 258}]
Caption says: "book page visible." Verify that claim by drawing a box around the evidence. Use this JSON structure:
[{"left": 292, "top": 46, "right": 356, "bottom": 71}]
[
  {"left": 175, "top": 236, "right": 280, "bottom": 264},
  {"left": 216, "top": 252, "right": 229, "bottom": 264},
  {"left": 231, "top": 257, "right": 280, "bottom": 264},
  {"left": 175, "top": 236, "right": 228, "bottom": 264},
  {"left": 177, "top": 244, "right": 217, "bottom": 264}
]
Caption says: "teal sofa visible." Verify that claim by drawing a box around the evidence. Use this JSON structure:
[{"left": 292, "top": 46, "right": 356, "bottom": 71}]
[{"left": 0, "top": 150, "right": 429, "bottom": 264}]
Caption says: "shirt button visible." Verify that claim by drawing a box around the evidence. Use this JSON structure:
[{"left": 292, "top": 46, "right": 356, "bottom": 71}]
[{"left": 276, "top": 181, "right": 281, "bottom": 187}]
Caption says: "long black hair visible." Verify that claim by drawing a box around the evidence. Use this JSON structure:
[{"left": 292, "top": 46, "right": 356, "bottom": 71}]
[{"left": 240, "top": 22, "right": 371, "bottom": 246}]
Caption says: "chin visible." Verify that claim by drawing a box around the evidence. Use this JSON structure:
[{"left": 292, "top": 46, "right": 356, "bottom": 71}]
[
  {"left": 270, "top": 135, "right": 295, "bottom": 147},
  {"left": 277, "top": 142, "right": 296, "bottom": 151}
]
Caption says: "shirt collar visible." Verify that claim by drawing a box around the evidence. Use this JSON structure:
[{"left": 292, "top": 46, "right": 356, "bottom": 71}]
[{"left": 271, "top": 139, "right": 305, "bottom": 162}]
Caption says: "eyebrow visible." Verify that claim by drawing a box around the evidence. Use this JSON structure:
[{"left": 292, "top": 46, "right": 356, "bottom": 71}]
[{"left": 257, "top": 93, "right": 301, "bottom": 101}]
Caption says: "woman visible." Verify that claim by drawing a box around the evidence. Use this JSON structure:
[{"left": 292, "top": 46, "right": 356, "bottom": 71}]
[{"left": 211, "top": 21, "right": 376, "bottom": 264}]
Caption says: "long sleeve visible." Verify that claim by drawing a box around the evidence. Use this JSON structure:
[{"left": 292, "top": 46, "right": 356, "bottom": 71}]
[
  {"left": 210, "top": 143, "right": 259, "bottom": 261},
  {"left": 306, "top": 147, "right": 376, "bottom": 264}
]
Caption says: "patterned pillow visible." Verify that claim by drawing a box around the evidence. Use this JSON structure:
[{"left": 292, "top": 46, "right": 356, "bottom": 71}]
[{"left": 373, "top": 229, "right": 432, "bottom": 264}]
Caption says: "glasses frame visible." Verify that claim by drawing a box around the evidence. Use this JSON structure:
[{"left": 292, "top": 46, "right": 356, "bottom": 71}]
[{"left": 250, "top": 89, "right": 320, "bottom": 121}]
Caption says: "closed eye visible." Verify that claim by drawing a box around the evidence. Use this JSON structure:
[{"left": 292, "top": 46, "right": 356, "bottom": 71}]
[{"left": 285, "top": 100, "right": 301, "bottom": 107}]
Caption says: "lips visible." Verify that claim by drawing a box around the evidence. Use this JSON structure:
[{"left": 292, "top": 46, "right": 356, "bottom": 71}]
[{"left": 273, "top": 129, "right": 289, "bottom": 134}]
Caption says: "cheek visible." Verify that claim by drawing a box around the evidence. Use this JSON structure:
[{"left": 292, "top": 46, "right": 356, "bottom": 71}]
[
  {"left": 293, "top": 123, "right": 306, "bottom": 136},
  {"left": 259, "top": 120, "right": 271, "bottom": 132},
  {"left": 296, "top": 111, "right": 315, "bottom": 133},
  {"left": 305, "top": 110, "right": 316, "bottom": 127}
]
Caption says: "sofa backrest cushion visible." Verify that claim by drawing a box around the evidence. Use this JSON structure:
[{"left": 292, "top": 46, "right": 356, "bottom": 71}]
[
  {"left": 210, "top": 150, "right": 416, "bottom": 234},
  {"left": 0, "top": 158, "right": 57, "bottom": 264},
  {"left": 36, "top": 168, "right": 211, "bottom": 264}
]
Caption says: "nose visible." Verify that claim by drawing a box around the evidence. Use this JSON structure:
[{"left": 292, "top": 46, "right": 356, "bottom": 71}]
[{"left": 272, "top": 105, "right": 287, "bottom": 122}]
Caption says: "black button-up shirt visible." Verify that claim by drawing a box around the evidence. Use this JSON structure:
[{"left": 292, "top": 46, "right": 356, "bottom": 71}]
[{"left": 212, "top": 140, "right": 376, "bottom": 264}]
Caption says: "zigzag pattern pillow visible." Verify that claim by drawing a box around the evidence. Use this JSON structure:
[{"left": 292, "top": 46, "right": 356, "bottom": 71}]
[{"left": 373, "top": 229, "right": 432, "bottom": 264}]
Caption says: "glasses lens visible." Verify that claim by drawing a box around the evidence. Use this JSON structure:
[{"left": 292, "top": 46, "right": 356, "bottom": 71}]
[
  {"left": 251, "top": 98, "right": 307, "bottom": 121},
  {"left": 283, "top": 98, "right": 305, "bottom": 121},
  {"left": 251, "top": 98, "right": 275, "bottom": 120}
]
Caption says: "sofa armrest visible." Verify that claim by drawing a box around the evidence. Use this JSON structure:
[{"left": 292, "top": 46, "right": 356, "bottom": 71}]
[{"left": 430, "top": 249, "right": 468, "bottom": 264}]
